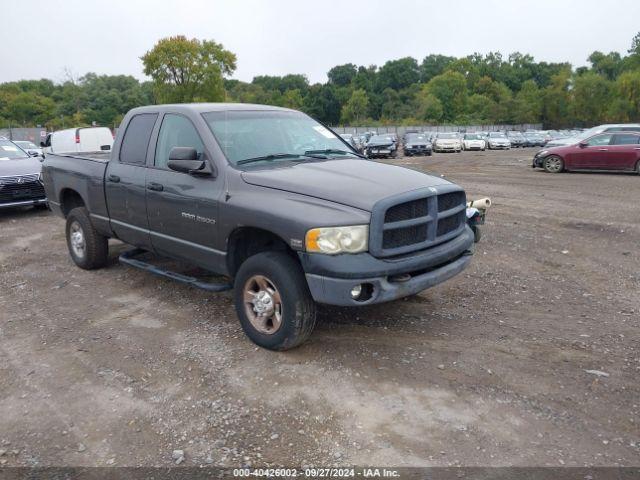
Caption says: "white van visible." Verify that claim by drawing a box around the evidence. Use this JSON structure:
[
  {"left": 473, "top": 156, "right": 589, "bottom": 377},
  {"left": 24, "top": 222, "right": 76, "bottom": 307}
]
[{"left": 41, "top": 127, "right": 114, "bottom": 154}]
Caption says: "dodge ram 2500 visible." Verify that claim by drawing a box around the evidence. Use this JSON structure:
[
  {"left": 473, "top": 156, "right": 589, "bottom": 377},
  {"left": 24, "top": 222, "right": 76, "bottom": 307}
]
[{"left": 42, "top": 103, "right": 476, "bottom": 350}]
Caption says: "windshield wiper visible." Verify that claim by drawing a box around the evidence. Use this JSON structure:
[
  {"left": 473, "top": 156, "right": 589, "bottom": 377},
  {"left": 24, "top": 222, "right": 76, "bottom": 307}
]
[
  {"left": 304, "top": 149, "right": 366, "bottom": 159},
  {"left": 237, "top": 153, "right": 304, "bottom": 165}
]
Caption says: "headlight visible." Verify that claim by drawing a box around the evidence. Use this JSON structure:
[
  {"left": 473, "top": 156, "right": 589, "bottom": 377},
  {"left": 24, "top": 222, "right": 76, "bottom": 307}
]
[
  {"left": 305, "top": 225, "right": 369, "bottom": 254},
  {"left": 536, "top": 150, "right": 548, "bottom": 157}
]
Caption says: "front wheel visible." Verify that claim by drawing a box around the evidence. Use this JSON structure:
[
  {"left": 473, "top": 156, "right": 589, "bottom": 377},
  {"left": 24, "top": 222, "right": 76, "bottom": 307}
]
[
  {"left": 234, "top": 251, "right": 317, "bottom": 351},
  {"left": 65, "top": 207, "right": 109, "bottom": 270},
  {"left": 544, "top": 155, "right": 564, "bottom": 173}
]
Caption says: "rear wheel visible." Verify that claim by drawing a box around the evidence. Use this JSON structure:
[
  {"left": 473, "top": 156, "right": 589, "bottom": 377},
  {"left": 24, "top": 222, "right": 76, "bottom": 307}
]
[
  {"left": 544, "top": 155, "right": 564, "bottom": 173},
  {"left": 65, "top": 207, "right": 108, "bottom": 270},
  {"left": 234, "top": 251, "right": 317, "bottom": 351}
]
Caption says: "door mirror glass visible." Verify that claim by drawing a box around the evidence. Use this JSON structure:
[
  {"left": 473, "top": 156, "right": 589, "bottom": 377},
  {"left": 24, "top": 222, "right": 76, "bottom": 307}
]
[
  {"left": 578, "top": 142, "right": 587, "bottom": 148},
  {"left": 167, "top": 158, "right": 208, "bottom": 175}
]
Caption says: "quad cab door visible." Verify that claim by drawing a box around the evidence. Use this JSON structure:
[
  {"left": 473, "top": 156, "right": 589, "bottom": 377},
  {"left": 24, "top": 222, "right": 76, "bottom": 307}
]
[
  {"left": 145, "top": 113, "right": 225, "bottom": 273},
  {"left": 104, "top": 113, "right": 158, "bottom": 249}
]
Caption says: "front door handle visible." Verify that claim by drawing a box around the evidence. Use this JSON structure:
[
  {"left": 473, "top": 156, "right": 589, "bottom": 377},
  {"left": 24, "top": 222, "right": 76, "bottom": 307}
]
[
  {"left": 147, "top": 182, "right": 164, "bottom": 192},
  {"left": 597, "top": 148, "right": 608, "bottom": 151},
  {"left": 108, "top": 174, "right": 120, "bottom": 183},
  {"left": 634, "top": 147, "right": 640, "bottom": 150}
]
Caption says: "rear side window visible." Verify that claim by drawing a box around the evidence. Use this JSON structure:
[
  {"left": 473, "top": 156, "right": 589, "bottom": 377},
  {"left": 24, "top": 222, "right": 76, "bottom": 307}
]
[
  {"left": 119, "top": 113, "right": 158, "bottom": 165},
  {"left": 612, "top": 134, "right": 640, "bottom": 145}
]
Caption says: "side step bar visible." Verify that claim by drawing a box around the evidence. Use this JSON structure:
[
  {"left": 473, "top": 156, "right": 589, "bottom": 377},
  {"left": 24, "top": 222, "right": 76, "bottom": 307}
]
[{"left": 119, "top": 249, "right": 233, "bottom": 293}]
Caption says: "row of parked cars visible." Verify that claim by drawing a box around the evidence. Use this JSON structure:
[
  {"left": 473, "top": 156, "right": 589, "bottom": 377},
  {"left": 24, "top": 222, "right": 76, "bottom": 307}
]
[{"left": 340, "top": 129, "right": 556, "bottom": 159}]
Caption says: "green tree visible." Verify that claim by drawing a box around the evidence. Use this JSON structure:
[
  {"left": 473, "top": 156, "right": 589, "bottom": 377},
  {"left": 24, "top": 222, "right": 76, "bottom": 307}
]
[
  {"left": 572, "top": 72, "right": 611, "bottom": 125},
  {"left": 512, "top": 80, "right": 542, "bottom": 124},
  {"left": 587, "top": 51, "right": 622, "bottom": 80},
  {"left": 281, "top": 89, "right": 304, "bottom": 110},
  {"left": 327, "top": 64, "right": 357, "bottom": 87},
  {"left": 141, "top": 36, "right": 236, "bottom": 103},
  {"left": 615, "top": 70, "right": 640, "bottom": 120},
  {"left": 340, "top": 89, "right": 369, "bottom": 124},
  {"left": 415, "top": 88, "right": 443, "bottom": 123},
  {"left": 425, "top": 71, "right": 468, "bottom": 122},
  {"left": 420, "top": 54, "right": 455, "bottom": 83},
  {"left": 376, "top": 57, "right": 420, "bottom": 92}
]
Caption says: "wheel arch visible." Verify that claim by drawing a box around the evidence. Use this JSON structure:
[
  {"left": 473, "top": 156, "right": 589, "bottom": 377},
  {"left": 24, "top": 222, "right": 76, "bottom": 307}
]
[
  {"left": 226, "top": 226, "right": 298, "bottom": 278},
  {"left": 59, "top": 188, "right": 87, "bottom": 217}
]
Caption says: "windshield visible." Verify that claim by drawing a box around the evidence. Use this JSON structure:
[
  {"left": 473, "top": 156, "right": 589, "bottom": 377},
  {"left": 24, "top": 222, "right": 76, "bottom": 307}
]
[
  {"left": 369, "top": 135, "right": 391, "bottom": 142},
  {"left": 464, "top": 134, "right": 481, "bottom": 140},
  {"left": 15, "top": 141, "right": 37, "bottom": 149},
  {"left": 407, "top": 135, "right": 427, "bottom": 142},
  {"left": 489, "top": 132, "right": 506, "bottom": 138},
  {"left": 437, "top": 133, "right": 458, "bottom": 139},
  {"left": 202, "top": 110, "right": 355, "bottom": 165},
  {"left": 0, "top": 140, "right": 29, "bottom": 160}
]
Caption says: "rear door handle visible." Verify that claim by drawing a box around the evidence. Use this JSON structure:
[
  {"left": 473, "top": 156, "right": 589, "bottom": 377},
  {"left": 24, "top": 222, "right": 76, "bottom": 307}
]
[
  {"left": 147, "top": 182, "right": 164, "bottom": 192},
  {"left": 108, "top": 174, "right": 120, "bottom": 183}
]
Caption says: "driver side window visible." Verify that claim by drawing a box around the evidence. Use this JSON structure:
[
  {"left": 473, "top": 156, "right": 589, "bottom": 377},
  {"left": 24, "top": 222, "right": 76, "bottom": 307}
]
[
  {"left": 585, "top": 134, "right": 613, "bottom": 147},
  {"left": 155, "top": 114, "right": 204, "bottom": 169}
]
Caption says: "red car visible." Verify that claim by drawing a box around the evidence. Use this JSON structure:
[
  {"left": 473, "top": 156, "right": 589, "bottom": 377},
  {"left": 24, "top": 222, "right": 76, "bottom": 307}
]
[{"left": 532, "top": 132, "right": 640, "bottom": 174}]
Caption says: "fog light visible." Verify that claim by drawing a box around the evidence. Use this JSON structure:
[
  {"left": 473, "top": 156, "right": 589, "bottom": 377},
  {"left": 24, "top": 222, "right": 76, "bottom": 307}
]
[{"left": 350, "top": 284, "right": 362, "bottom": 299}]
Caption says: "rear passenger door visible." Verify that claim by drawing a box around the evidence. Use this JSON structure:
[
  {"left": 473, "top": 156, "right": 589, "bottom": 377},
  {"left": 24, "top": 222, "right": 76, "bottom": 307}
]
[
  {"left": 607, "top": 133, "right": 640, "bottom": 170},
  {"left": 105, "top": 113, "right": 158, "bottom": 249},
  {"left": 145, "top": 113, "right": 225, "bottom": 273}
]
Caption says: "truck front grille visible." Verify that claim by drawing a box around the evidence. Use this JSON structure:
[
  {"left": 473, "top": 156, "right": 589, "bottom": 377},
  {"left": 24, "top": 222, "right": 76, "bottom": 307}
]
[
  {"left": 0, "top": 174, "right": 45, "bottom": 204},
  {"left": 370, "top": 186, "right": 467, "bottom": 258}
]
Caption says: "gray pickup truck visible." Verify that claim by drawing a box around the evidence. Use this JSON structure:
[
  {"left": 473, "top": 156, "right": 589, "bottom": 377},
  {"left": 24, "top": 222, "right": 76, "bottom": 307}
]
[{"left": 42, "top": 103, "right": 476, "bottom": 350}]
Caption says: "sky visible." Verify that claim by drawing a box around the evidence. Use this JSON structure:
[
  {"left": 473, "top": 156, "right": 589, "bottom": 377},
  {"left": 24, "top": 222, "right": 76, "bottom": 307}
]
[{"left": 2, "top": 0, "right": 640, "bottom": 85}]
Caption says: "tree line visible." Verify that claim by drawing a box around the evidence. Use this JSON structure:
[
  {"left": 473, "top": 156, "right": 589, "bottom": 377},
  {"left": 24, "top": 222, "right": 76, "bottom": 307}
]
[{"left": 1, "top": 33, "right": 640, "bottom": 130}]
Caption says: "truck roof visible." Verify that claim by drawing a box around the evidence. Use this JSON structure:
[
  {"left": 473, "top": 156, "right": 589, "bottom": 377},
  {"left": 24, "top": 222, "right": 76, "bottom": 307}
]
[{"left": 127, "top": 103, "right": 296, "bottom": 115}]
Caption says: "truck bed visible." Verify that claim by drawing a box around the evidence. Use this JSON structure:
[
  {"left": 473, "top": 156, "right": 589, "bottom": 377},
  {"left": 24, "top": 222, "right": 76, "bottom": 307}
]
[{"left": 41, "top": 152, "right": 111, "bottom": 234}]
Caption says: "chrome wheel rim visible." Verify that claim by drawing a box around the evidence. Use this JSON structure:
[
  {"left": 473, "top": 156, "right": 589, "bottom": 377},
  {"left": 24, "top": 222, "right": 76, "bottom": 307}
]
[
  {"left": 243, "top": 275, "right": 283, "bottom": 334},
  {"left": 69, "top": 221, "right": 86, "bottom": 258},
  {"left": 546, "top": 156, "right": 562, "bottom": 173}
]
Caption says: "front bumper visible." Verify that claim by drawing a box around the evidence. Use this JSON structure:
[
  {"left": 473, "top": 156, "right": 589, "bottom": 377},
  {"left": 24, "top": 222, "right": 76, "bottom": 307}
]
[
  {"left": 299, "top": 226, "right": 474, "bottom": 306},
  {"left": 404, "top": 146, "right": 432, "bottom": 155},
  {"left": 532, "top": 155, "right": 545, "bottom": 168}
]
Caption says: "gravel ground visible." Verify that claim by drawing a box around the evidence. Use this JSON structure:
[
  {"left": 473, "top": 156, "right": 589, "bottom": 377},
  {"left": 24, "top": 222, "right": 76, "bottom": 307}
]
[{"left": 0, "top": 148, "right": 638, "bottom": 468}]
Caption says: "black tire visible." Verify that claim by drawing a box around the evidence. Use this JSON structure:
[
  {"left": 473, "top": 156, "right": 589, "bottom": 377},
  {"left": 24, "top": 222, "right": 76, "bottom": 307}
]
[
  {"left": 636, "top": 160, "right": 640, "bottom": 174},
  {"left": 543, "top": 155, "right": 564, "bottom": 173},
  {"left": 426, "top": 151, "right": 432, "bottom": 156},
  {"left": 65, "top": 207, "right": 109, "bottom": 270},
  {"left": 234, "top": 251, "right": 317, "bottom": 351}
]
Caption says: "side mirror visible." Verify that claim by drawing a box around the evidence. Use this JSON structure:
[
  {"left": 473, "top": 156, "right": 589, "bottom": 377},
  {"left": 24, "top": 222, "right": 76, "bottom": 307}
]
[
  {"left": 578, "top": 142, "right": 588, "bottom": 148},
  {"left": 29, "top": 151, "right": 40, "bottom": 157},
  {"left": 40, "top": 141, "right": 46, "bottom": 147},
  {"left": 167, "top": 147, "right": 211, "bottom": 175}
]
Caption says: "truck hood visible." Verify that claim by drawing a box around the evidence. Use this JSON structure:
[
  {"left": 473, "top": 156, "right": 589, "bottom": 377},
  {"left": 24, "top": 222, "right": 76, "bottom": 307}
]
[
  {"left": 240, "top": 159, "right": 451, "bottom": 211},
  {"left": 0, "top": 157, "right": 42, "bottom": 177}
]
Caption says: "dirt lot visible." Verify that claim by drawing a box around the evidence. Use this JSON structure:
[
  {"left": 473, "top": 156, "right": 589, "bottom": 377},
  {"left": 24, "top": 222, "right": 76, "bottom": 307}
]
[{"left": 0, "top": 149, "right": 638, "bottom": 468}]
